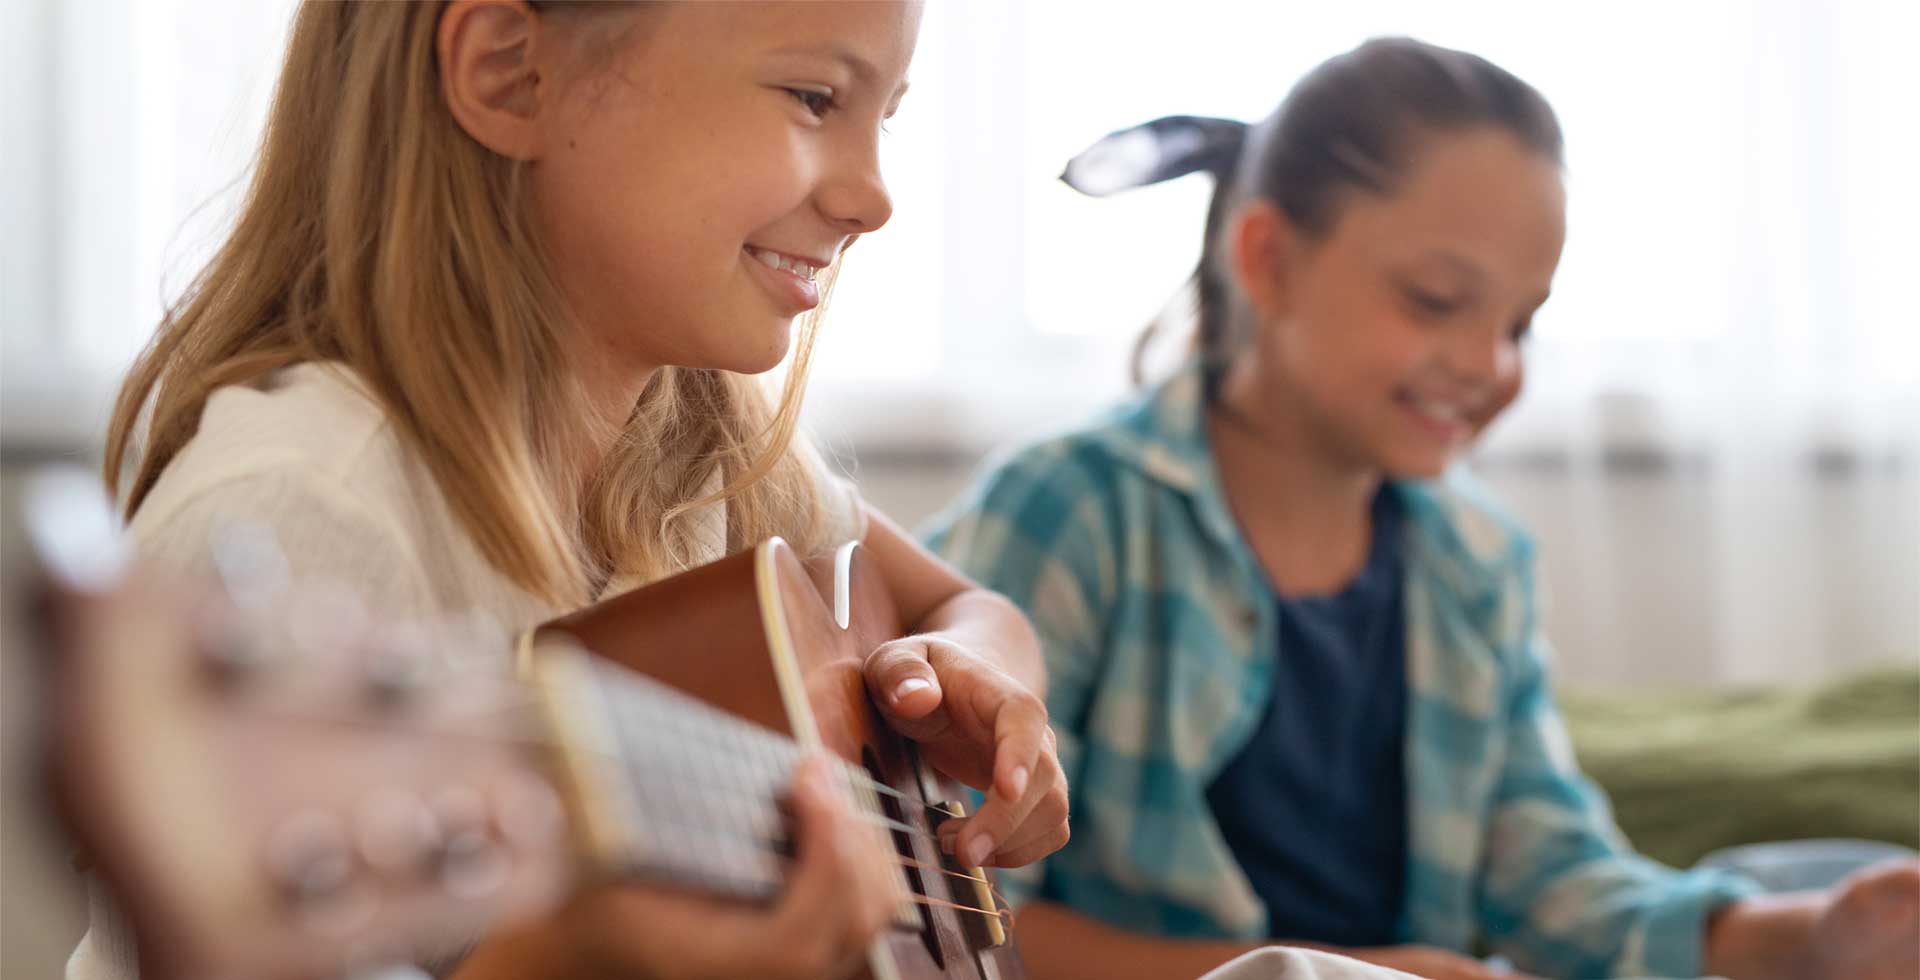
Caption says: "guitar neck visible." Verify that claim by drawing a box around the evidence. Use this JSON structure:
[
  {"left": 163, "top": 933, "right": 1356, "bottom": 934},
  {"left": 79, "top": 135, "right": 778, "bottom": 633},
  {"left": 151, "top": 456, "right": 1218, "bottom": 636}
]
[
  {"left": 528, "top": 638, "right": 901, "bottom": 906},
  {"left": 28, "top": 467, "right": 1014, "bottom": 980}
]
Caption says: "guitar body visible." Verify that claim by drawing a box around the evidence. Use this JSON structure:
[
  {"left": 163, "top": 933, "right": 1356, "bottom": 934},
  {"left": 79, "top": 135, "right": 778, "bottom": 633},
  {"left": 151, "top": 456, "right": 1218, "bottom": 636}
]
[
  {"left": 31, "top": 464, "right": 1029, "bottom": 980},
  {"left": 537, "top": 538, "right": 1023, "bottom": 980}
]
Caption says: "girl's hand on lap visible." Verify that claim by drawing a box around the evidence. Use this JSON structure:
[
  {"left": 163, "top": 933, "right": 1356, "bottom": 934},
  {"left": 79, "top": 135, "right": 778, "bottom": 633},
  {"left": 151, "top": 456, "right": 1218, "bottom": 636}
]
[
  {"left": 863, "top": 634, "right": 1070, "bottom": 869},
  {"left": 1806, "top": 858, "right": 1920, "bottom": 980}
]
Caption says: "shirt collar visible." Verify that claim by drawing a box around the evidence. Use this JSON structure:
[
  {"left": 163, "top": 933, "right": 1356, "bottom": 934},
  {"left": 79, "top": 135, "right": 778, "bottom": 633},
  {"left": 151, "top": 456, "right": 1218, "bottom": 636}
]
[{"left": 1094, "top": 359, "right": 1526, "bottom": 604}]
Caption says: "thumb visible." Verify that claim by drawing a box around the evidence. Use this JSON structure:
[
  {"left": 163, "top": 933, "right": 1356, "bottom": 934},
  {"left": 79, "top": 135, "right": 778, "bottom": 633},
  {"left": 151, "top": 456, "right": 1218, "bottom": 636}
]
[{"left": 863, "top": 640, "right": 945, "bottom": 728}]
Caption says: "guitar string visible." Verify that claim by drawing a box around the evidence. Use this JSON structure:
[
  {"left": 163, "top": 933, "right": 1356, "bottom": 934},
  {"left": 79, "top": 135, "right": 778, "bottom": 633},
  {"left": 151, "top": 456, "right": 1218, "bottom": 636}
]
[
  {"left": 280, "top": 689, "right": 986, "bottom": 828},
  {"left": 621, "top": 841, "right": 1018, "bottom": 929},
  {"left": 253, "top": 706, "right": 1025, "bottom": 931},
  {"left": 503, "top": 679, "right": 976, "bottom": 824}
]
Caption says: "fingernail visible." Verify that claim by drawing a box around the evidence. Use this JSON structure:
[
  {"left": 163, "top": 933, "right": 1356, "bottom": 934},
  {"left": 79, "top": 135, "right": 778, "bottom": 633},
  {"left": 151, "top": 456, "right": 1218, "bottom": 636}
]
[
  {"left": 1007, "top": 766, "right": 1029, "bottom": 798},
  {"left": 892, "top": 677, "right": 932, "bottom": 703},
  {"left": 962, "top": 834, "right": 993, "bottom": 868}
]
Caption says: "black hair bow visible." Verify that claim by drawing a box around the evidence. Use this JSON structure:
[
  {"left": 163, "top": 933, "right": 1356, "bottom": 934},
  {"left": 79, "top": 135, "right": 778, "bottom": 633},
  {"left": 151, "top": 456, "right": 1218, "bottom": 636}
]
[{"left": 1058, "top": 115, "right": 1249, "bottom": 196}]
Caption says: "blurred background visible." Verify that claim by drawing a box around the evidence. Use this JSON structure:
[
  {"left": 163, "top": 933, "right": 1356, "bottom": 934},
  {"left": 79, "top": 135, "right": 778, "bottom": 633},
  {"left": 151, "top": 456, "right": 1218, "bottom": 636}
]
[{"left": 4, "top": 1, "right": 1916, "bottom": 976}]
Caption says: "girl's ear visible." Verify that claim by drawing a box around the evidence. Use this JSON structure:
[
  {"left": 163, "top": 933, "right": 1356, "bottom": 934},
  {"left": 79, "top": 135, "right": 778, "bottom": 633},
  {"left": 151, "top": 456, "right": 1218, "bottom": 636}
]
[
  {"left": 438, "top": 0, "right": 549, "bottom": 161},
  {"left": 1227, "top": 200, "right": 1297, "bottom": 320}
]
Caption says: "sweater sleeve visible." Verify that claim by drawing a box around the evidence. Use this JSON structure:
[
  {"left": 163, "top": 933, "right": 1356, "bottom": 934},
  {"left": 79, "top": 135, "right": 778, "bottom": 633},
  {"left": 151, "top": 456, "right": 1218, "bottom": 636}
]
[{"left": 1474, "top": 559, "right": 1760, "bottom": 978}]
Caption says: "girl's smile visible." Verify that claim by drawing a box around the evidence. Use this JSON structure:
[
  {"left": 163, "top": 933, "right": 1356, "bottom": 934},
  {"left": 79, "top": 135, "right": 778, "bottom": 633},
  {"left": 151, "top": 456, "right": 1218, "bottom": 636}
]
[
  {"left": 1392, "top": 387, "right": 1478, "bottom": 447},
  {"left": 743, "top": 244, "right": 832, "bottom": 313}
]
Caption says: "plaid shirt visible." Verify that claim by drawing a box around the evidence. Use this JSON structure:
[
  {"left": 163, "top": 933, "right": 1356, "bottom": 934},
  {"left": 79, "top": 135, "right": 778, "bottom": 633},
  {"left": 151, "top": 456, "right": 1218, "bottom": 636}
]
[{"left": 924, "top": 363, "right": 1757, "bottom": 978}]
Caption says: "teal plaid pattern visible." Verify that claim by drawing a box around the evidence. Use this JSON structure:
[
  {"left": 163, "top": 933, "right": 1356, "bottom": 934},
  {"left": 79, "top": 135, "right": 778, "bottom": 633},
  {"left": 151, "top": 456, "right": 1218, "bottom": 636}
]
[{"left": 924, "top": 363, "right": 1757, "bottom": 978}]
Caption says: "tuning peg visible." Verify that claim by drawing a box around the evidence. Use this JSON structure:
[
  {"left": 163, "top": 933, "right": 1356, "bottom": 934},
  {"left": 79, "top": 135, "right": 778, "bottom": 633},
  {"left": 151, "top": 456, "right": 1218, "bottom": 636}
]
[
  {"left": 209, "top": 519, "right": 292, "bottom": 613},
  {"left": 360, "top": 623, "right": 437, "bottom": 708},
  {"left": 192, "top": 604, "right": 278, "bottom": 684},
  {"left": 429, "top": 786, "right": 510, "bottom": 899},
  {"left": 22, "top": 466, "right": 130, "bottom": 594},
  {"left": 265, "top": 809, "right": 355, "bottom": 906},
  {"left": 489, "top": 770, "right": 566, "bottom": 851},
  {"left": 286, "top": 579, "right": 370, "bottom": 661},
  {"left": 352, "top": 790, "right": 441, "bottom": 877}
]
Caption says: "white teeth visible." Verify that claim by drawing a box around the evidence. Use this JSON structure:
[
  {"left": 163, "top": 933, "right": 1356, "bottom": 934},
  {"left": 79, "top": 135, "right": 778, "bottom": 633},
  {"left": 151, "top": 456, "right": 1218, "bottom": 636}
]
[
  {"left": 1409, "top": 395, "right": 1466, "bottom": 422},
  {"left": 748, "top": 247, "right": 819, "bottom": 281}
]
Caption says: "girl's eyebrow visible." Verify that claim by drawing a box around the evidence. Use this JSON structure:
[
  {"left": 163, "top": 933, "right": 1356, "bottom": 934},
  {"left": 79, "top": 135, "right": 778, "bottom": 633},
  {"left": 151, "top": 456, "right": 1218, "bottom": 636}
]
[
  {"left": 1410, "top": 249, "right": 1552, "bottom": 308},
  {"left": 1400, "top": 249, "right": 1484, "bottom": 283},
  {"left": 1436, "top": 250, "right": 1484, "bottom": 278}
]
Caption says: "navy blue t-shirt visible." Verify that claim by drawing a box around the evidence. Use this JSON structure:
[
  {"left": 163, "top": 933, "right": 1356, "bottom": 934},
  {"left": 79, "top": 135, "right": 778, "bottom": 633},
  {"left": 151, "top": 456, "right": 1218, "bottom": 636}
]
[{"left": 1204, "top": 488, "right": 1409, "bottom": 946}]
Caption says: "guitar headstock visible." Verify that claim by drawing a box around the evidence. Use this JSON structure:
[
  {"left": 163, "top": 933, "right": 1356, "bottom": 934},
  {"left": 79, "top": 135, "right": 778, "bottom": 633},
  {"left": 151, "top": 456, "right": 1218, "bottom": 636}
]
[{"left": 25, "top": 470, "right": 573, "bottom": 980}]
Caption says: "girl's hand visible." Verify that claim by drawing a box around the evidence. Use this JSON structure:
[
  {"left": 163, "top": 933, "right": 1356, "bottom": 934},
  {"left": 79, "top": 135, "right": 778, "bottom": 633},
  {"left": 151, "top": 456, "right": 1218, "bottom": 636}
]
[
  {"left": 863, "top": 633, "right": 1070, "bottom": 869},
  {"left": 1343, "top": 945, "right": 1542, "bottom": 980},
  {"left": 461, "top": 755, "right": 900, "bottom": 980},
  {"left": 1806, "top": 858, "right": 1920, "bottom": 980}
]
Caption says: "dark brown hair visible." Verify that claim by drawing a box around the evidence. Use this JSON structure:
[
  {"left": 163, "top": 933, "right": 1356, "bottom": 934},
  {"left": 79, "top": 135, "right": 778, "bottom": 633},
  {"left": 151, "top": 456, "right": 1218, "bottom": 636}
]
[{"left": 1149, "top": 37, "right": 1564, "bottom": 388}]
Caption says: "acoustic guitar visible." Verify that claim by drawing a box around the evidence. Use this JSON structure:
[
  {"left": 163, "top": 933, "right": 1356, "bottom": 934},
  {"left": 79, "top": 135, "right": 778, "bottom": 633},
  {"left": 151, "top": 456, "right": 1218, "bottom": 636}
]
[{"left": 25, "top": 469, "right": 1024, "bottom": 980}]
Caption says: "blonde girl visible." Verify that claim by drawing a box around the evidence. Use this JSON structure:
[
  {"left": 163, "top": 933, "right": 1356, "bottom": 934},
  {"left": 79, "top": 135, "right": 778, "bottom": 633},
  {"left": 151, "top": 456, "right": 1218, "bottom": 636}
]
[{"left": 81, "top": 3, "right": 1066, "bottom": 978}]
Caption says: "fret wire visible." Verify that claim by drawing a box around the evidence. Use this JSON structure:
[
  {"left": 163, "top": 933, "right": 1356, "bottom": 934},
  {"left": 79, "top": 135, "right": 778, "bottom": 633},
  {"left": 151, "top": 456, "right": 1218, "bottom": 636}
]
[
  {"left": 597, "top": 660, "right": 682, "bottom": 874},
  {"left": 615, "top": 661, "right": 744, "bottom": 878},
  {"left": 572, "top": 661, "right": 933, "bottom": 845},
  {"left": 619, "top": 693, "right": 762, "bottom": 881},
  {"left": 264, "top": 692, "right": 967, "bottom": 829},
  {"left": 612, "top": 734, "right": 785, "bottom": 810},
  {"left": 245, "top": 657, "right": 1021, "bottom": 929},
  {"left": 527, "top": 682, "right": 937, "bottom": 813},
  {"left": 430, "top": 684, "right": 967, "bottom": 830},
  {"left": 618, "top": 845, "right": 1017, "bottom": 930},
  {"left": 272, "top": 691, "right": 974, "bottom": 841},
  {"left": 615, "top": 853, "right": 1018, "bottom": 932},
  {"left": 734, "top": 720, "right": 778, "bottom": 846},
  {"left": 615, "top": 741, "right": 932, "bottom": 845},
  {"left": 255, "top": 653, "right": 973, "bottom": 856}
]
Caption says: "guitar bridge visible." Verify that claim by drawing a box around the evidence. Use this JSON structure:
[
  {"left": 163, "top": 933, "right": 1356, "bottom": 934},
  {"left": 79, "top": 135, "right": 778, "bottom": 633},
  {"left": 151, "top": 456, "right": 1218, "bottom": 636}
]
[{"left": 934, "top": 801, "right": 1007, "bottom": 949}]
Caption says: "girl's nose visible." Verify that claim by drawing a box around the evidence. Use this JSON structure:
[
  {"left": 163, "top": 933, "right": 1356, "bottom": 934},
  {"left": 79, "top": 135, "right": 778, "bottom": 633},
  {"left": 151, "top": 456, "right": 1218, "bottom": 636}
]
[
  {"left": 819, "top": 144, "right": 893, "bottom": 234},
  {"left": 1447, "top": 325, "right": 1516, "bottom": 385}
]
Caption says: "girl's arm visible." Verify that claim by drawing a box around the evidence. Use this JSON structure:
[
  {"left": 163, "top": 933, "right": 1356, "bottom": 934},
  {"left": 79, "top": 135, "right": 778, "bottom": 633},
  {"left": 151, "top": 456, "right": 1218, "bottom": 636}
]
[
  {"left": 1473, "top": 563, "right": 1762, "bottom": 978},
  {"left": 1704, "top": 860, "right": 1920, "bottom": 980},
  {"left": 858, "top": 505, "right": 1070, "bottom": 871},
  {"left": 862, "top": 505, "right": 1045, "bottom": 693}
]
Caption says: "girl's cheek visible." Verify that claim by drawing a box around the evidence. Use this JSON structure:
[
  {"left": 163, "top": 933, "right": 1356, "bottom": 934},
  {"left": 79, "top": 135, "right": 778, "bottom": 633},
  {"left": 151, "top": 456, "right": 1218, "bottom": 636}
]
[{"left": 1480, "top": 374, "right": 1524, "bottom": 429}]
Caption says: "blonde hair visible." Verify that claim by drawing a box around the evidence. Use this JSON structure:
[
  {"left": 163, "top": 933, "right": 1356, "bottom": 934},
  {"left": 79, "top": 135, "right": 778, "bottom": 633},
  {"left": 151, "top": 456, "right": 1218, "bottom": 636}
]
[{"left": 105, "top": 1, "right": 847, "bottom": 607}]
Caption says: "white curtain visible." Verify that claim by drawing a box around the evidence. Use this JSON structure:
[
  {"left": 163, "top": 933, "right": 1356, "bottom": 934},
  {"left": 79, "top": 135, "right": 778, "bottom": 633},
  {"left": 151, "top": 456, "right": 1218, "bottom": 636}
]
[{"left": 5, "top": 0, "right": 1913, "bottom": 684}]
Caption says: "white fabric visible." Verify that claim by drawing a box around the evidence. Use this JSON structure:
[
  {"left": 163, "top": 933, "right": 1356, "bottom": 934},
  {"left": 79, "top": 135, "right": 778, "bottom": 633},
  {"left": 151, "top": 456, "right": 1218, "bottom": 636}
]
[
  {"left": 1196, "top": 948, "right": 1420, "bottom": 980},
  {"left": 66, "top": 361, "right": 861, "bottom": 979}
]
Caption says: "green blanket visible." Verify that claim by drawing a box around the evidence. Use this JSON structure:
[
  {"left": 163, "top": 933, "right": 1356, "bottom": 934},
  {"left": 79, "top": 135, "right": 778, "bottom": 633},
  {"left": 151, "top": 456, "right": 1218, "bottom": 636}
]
[{"left": 1560, "top": 665, "right": 1920, "bottom": 869}]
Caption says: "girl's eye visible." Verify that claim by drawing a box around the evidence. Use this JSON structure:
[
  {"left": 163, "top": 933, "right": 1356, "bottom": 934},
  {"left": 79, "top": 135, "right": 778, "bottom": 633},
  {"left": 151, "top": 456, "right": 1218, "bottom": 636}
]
[
  {"left": 1405, "top": 287, "right": 1460, "bottom": 317},
  {"left": 786, "top": 88, "right": 836, "bottom": 118}
]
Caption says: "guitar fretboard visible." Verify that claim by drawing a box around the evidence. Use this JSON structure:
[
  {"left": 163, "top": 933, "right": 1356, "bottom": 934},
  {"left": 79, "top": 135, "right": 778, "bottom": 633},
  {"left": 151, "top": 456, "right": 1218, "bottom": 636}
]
[{"left": 531, "top": 642, "right": 901, "bottom": 903}]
